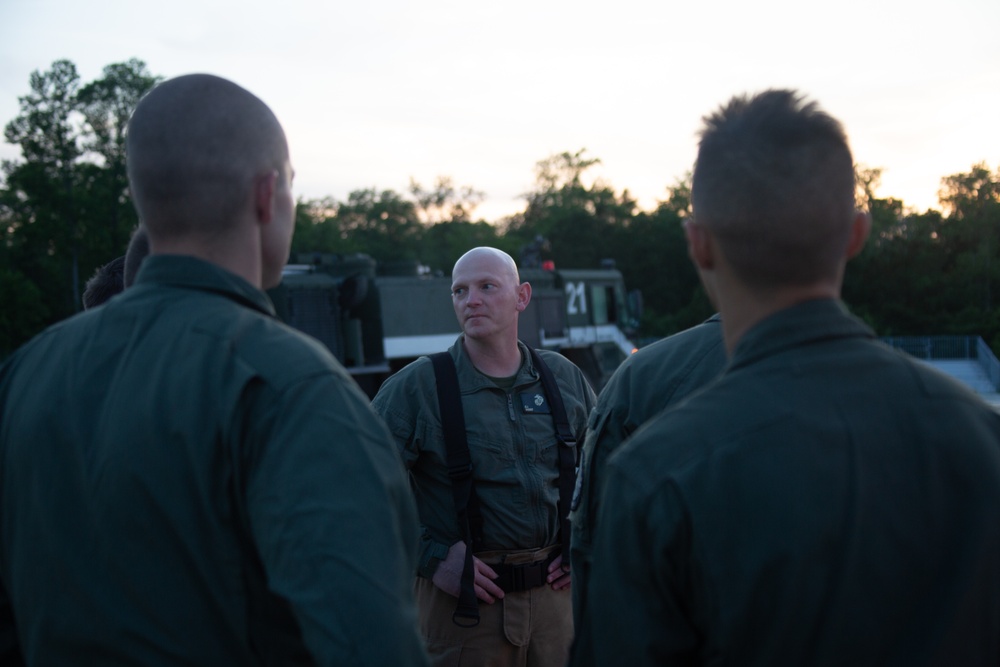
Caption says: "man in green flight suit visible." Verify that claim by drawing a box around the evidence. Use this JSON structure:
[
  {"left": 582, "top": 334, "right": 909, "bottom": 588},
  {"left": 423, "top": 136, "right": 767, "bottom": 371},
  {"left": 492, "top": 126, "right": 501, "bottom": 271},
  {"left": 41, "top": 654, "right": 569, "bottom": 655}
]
[
  {"left": 373, "top": 247, "right": 596, "bottom": 667},
  {"left": 0, "top": 74, "right": 428, "bottom": 666},
  {"left": 568, "top": 313, "right": 726, "bottom": 632},
  {"left": 573, "top": 90, "right": 1000, "bottom": 666}
]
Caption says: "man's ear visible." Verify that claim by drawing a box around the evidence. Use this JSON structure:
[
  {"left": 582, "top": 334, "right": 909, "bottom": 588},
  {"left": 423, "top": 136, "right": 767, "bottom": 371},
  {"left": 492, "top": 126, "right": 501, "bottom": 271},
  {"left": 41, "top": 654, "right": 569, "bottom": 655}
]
[
  {"left": 516, "top": 282, "right": 531, "bottom": 312},
  {"left": 684, "top": 219, "right": 715, "bottom": 271},
  {"left": 846, "top": 211, "right": 871, "bottom": 260},
  {"left": 254, "top": 170, "right": 278, "bottom": 224}
]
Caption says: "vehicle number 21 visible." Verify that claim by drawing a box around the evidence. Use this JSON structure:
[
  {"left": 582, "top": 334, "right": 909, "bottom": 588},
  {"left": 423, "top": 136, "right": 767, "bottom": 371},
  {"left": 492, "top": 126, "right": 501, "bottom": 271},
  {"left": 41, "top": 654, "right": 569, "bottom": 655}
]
[{"left": 566, "top": 282, "right": 587, "bottom": 315}]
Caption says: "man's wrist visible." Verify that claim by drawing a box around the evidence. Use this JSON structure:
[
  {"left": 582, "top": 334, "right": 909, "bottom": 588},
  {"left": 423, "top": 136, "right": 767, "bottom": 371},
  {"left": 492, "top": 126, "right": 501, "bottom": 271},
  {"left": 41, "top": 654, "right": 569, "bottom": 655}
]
[{"left": 418, "top": 540, "right": 451, "bottom": 579}]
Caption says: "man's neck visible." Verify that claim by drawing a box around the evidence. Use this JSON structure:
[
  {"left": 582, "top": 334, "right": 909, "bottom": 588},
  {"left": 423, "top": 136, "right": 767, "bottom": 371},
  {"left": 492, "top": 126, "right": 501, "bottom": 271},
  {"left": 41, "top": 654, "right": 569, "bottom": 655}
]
[
  {"left": 150, "top": 231, "right": 262, "bottom": 289},
  {"left": 462, "top": 335, "right": 523, "bottom": 378},
  {"left": 718, "top": 283, "right": 840, "bottom": 355}
]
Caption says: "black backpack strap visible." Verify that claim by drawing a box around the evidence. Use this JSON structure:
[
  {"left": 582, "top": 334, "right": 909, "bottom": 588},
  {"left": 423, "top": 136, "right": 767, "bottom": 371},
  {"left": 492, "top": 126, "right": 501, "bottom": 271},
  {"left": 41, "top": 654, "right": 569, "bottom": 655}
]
[
  {"left": 527, "top": 347, "right": 577, "bottom": 562},
  {"left": 430, "top": 352, "right": 481, "bottom": 627}
]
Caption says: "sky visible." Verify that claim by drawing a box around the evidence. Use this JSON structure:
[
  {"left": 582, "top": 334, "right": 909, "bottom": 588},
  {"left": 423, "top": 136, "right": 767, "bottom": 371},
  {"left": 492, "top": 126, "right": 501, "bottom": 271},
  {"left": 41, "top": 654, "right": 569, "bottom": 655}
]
[{"left": 1, "top": 0, "right": 998, "bottom": 223}]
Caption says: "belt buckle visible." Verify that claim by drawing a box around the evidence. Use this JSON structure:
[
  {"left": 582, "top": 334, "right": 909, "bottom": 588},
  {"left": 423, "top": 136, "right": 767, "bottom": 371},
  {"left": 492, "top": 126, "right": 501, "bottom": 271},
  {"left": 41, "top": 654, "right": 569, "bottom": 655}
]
[
  {"left": 508, "top": 560, "right": 543, "bottom": 591},
  {"left": 511, "top": 564, "right": 526, "bottom": 591}
]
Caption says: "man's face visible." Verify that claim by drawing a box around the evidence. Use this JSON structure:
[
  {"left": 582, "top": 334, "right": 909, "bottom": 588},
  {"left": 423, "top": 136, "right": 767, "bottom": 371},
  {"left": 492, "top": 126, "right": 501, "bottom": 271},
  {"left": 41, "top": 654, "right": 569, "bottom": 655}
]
[{"left": 451, "top": 252, "right": 525, "bottom": 342}]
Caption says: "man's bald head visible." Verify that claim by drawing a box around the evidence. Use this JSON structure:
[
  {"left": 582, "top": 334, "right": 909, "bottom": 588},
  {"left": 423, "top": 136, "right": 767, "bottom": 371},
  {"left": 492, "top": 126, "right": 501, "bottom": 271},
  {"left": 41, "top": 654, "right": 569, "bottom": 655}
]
[
  {"left": 453, "top": 247, "right": 520, "bottom": 283},
  {"left": 126, "top": 74, "right": 289, "bottom": 241}
]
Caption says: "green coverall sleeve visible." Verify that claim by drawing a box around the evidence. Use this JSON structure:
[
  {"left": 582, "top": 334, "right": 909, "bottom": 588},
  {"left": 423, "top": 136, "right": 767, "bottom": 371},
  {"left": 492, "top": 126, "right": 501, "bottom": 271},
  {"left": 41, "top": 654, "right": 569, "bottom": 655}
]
[
  {"left": 573, "top": 459, "right": 701, "bottom": 667},
  {"left": 371, "top": 384, "right": 453, "bottom": 579},
  {"left": 242, "top": 372, "right": 429, "bottom": 666}
]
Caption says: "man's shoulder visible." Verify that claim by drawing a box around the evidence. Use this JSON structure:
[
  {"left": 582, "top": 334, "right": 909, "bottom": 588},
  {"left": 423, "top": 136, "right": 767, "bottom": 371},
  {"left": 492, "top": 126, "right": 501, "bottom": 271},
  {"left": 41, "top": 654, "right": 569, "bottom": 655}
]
[
  {"left": 532, "top": 347, "right": 594, "bottom": 396},
  {"left": 384, "top": 355, "right": 436, "bottom": 386},
  {"left": 239, "top": 316, "right": 346, "bottom": 376},
  {"left": 0, "top": 310, "right": 91, "bottom": 385},
  {"left": 371, "top": 355, "right": 436, "bottom": 409},
  {"left": 169, "top": 292, "right": 354, "bottom": 392},
  {"left": 533, "top": 347, "right": 586, "bottom": 377},
  {"left": 598, "top": 318, "right": 727, "bottom": 416},
  {"left": 631, "top": 318, "right": 724, "bottom": 373}
]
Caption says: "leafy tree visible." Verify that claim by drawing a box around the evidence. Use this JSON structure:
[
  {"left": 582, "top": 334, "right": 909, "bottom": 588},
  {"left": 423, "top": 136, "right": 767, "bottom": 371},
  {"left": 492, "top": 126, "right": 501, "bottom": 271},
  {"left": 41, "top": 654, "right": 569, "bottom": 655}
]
[
  {"left": 409, "top": 176, "right": 485, "bottom": 224},
  {"left": 659, "top": 173, "right": 692, "bottom": 219},
  {"left": 3, "top": 60, "right": 85, "bottom": 315},
  {"left": 7, "top": 59, "right": 1000, "bottom": 359},
  {"left": 939, "top": 162, "right": 1000, "bottom": 220},
  {"left": 938, "top": 163, "right": 1000, "bottom": 314},
  {"left": 1, "top": 59, "right": 158, "bottom": 355},
  {"left": 845, "top": 162, "right": 1000, "bottom": 348},
  {"left": 75, "top": 59, "right": 160, "bottom": 259},
  {"left": 417, "top": 220, "right": 508, "bottom": 275},
  {"left": 336, "top": 188, "right": 422, "bottom": 261},
  {"left": 614, "top": 193, "right": 706, "bottom": 337},
  {"left": 506, "top": 149, "right": 636, "bottom": 269},
  {"left": 295, "top": 188, "right": 424, "bottom": 263},
  {"left": 289, "top": 197, "right": 345, "bottom": 256}
]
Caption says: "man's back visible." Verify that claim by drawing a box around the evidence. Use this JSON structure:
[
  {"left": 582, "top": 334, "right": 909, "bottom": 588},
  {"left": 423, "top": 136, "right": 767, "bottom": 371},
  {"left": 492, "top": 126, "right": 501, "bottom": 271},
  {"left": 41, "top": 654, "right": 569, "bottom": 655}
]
[
  {"left": 570, "top": 314, "right": 726, "bottom": 624},
  {"left": 580, "top": 299, "right": 1000, "bottom": 666},
  {"left": 0, "top": 256, "right": 426, "bottom": 665}
]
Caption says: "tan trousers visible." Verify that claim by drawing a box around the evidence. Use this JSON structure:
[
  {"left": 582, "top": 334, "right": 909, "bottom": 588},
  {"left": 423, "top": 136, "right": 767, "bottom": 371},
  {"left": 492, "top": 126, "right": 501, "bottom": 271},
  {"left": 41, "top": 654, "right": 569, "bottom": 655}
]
[{"left": 415, "top": 546, "right": 573, "bottom": 667}]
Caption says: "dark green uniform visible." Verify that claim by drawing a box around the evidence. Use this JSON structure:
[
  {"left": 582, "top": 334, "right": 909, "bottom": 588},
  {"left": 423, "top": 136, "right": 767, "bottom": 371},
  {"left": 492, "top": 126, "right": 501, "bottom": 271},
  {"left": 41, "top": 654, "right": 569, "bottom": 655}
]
[
  {"left": 0, "top": 256, "right": 428, "bottom": 666},
  {"left": 574, "top": 299, "right": 1000, "bottom": 666},
  {"left": 373, "top": 337, "right": 595, "bottom": 575},
  {"left": 569, "top": 314, "right": 726, "bottom": 628},
  {"left": 372, "top": 337, "right": 595, "bottom": 665}
]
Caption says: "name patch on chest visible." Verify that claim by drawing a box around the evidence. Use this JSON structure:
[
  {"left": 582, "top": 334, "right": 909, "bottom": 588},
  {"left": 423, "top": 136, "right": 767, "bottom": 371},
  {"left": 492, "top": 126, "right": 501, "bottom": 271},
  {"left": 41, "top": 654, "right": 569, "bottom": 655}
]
[{"left": 519, "top": 392, "right": 551, "bottom": 414}]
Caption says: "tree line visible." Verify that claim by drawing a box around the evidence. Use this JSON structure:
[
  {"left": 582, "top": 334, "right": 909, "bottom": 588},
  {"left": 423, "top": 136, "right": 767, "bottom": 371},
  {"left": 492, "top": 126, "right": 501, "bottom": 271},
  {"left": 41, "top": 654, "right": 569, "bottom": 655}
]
[{"left": 3, "top": 59, "right": 999, "bottom": 359}]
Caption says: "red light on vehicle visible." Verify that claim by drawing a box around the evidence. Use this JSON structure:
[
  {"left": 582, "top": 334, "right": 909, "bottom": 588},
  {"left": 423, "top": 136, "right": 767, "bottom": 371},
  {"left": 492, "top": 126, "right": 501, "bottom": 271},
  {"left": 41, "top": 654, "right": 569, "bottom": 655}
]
[{"left": 542, "top": 260, "right": 555, "bottom": 271}]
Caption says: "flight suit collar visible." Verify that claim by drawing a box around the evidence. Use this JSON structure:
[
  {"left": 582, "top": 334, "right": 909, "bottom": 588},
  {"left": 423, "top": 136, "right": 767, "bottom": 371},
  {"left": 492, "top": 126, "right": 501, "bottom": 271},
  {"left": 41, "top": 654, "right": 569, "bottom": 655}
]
[
  {"left": 133, "top": 255, "right": 277, "bottom": 317},
  {"left": 448, "top": 335, "right": 538, "bottom": 393},
  {"left": 730, "top": 298, "right": 875, "bottom": 371}
]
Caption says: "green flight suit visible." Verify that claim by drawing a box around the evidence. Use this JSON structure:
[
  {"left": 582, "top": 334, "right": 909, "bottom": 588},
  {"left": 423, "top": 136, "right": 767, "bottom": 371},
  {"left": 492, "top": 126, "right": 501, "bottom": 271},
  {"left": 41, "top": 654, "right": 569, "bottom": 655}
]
[
  {"left": 0, "top": 256, "right": 429, "bottom": 666},
  {"left": 574, "top": 298, "right": 1000, "bottom": 667},
  {"left": 372, "top": 336, "right": 596, "bottom": 665},
  {"left": 569, "top": 314, "right": 726, "bottom": 629}
]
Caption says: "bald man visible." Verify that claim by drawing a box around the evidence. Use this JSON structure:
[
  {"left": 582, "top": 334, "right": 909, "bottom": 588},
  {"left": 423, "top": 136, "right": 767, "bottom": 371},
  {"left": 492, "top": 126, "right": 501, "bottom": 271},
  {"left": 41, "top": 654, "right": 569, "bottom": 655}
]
[
  {"left": 373, "top": 247, "right": 596, "bottom": 667},
  {"left": 0, "top": 74, "right": 428, "bottom": 666}
]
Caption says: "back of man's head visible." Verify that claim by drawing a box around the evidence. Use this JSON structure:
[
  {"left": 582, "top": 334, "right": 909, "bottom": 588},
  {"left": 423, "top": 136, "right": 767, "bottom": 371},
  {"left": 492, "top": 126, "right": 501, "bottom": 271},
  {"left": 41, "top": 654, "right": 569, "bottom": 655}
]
[
  {"left": 691, "top": 89, "right": 856, "bottom": 289},
  {"left": 126, "top": 74, "right": 288, "bottom": 243},
  {"left": 82, "top": 255, "right": 126, "bottom": 309}
]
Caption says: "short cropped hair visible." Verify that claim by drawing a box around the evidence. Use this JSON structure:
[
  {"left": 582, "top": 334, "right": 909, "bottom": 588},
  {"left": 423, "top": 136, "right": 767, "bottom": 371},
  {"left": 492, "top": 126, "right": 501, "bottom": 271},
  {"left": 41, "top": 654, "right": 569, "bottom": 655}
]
[
  {"left": 691, "top": 89, "right": 856, "bottom": 288},
  {"left": 82, "top": 255, "right": 126, "bottom": 309},
  {"left": 126, "top": 74, "right": 288, "bottom": 242}
]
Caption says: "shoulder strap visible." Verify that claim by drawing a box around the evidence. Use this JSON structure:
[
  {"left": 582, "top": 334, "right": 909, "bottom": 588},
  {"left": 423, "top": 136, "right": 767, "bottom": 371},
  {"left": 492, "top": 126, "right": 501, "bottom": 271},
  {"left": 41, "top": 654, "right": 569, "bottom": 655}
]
[
  {"left": 430, "top": 352, "right": 481, "bottom": 627},
  {"left": 527, "top": 348, "right": 578, "bottom": 560}
]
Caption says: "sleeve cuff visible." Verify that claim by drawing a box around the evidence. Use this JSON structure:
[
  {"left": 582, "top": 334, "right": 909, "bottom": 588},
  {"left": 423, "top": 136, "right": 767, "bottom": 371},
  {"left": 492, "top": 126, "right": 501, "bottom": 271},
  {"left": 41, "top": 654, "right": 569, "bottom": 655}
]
[{"left": 417, "top": 539, "right": 451, "bottom": 579}]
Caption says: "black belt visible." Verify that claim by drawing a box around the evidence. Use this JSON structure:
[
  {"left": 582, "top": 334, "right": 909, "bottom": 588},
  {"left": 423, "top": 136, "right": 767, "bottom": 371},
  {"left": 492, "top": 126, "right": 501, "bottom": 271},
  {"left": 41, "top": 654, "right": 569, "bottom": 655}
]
[{"left": 492, "top": 553, "right": 558, "bottom": 592}]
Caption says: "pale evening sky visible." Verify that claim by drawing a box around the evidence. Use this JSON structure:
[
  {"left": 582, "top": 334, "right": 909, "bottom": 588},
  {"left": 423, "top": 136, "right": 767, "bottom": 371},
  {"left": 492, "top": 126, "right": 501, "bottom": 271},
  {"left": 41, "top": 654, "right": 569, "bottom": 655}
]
[{"left": 1, "top": 0, "right": 997, "bottom": 222}]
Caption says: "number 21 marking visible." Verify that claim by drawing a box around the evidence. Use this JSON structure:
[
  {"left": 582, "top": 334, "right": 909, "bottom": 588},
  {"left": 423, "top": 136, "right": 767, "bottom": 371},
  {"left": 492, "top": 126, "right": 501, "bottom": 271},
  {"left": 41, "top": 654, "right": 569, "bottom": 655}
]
[{"left": 566, "top": 282, "right": 587, "bottom": 315}]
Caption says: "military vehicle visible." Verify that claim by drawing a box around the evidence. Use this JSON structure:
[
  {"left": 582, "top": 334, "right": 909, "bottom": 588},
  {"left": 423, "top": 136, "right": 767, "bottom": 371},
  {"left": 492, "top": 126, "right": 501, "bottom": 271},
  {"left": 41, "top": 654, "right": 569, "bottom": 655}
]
[{"left": 268, "top": 252, "right": 641, "bottom": 397}]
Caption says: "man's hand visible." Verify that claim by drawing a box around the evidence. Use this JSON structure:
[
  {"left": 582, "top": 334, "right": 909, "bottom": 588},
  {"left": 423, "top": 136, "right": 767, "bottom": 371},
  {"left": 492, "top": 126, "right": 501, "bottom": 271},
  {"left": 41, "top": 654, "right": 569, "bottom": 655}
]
[
  {"left": 546, "top": 553, "right": 572, "bottom": 591},
  {"left": 432, "top": 541, "right": 506, "bottom": 604}
]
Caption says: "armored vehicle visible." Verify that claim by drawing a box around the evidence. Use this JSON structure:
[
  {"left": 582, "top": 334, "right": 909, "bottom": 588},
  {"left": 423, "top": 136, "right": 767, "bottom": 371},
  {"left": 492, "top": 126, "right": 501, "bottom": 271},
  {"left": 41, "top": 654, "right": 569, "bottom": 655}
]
[{"left": 268, "top": 253, "right": 640, "bottom": 397}]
